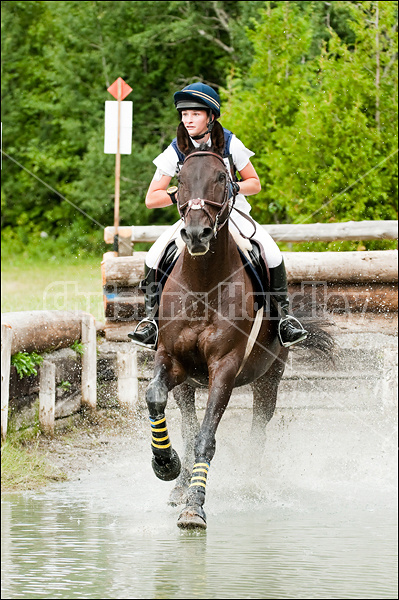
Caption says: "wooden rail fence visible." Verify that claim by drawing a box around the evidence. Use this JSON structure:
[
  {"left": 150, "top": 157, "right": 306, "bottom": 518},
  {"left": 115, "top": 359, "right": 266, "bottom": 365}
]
[
  {"left": 101, "top": 220, "right": 398, "bottom": 340},
  {"left": 104, "top": 219, "right": 398, "bottom": 246},
  {"left": 1, "top": 311, "right": 97, "bottom": 441},
  {"left": 1, "top": 310, "right": 142, "bottom": 442},
  {"left": 2, "top": 221, "right": 397, "bottom": 440}
]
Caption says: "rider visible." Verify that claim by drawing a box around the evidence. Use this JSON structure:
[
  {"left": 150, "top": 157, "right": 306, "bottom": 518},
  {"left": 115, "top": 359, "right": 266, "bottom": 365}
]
[{"left": 128, "top": 82, "right": 308, "bottom": 349}]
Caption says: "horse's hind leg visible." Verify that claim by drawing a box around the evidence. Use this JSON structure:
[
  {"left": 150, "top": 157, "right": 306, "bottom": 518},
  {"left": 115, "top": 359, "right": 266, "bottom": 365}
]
[
  {"left": 146, "top": 356, "right": 185, "bottom": 482},
  {"left": 251, "top": 353, "right": 288, "bottom": 450},
  {"left": 168, "top": 383, "right": 199, "bottom": 506}
]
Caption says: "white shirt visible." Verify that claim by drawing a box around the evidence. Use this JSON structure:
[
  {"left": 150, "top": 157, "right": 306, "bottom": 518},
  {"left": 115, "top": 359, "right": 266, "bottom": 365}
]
[{"left": 152, "top": 134, "right": 255, "bottom": 215}]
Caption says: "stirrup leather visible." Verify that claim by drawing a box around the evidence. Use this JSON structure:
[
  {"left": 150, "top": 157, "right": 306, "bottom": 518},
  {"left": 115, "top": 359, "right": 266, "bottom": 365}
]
[
  {"left": 128, "top": 318, "right": 158, "bottom": 350},
  {"left": 278, "top": 315, "right": 308, "bottom": 348}
]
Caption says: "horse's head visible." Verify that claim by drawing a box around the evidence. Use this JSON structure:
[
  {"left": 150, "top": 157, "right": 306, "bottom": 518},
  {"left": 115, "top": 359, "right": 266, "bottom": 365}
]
[{"left": 176, "top": 121, "right": 231, "bottom": 256}]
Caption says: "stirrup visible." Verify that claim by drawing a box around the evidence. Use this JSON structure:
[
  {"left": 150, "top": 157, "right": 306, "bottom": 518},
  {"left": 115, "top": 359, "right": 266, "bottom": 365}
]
[
  {"left": 128, "top": 318, "right": 158, "bottom": 350},
  {"left": 278, "top": 315, "right": 308, "bottom": 348}
]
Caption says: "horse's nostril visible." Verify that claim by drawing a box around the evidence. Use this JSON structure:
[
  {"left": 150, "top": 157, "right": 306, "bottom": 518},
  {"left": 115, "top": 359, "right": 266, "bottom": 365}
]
[
  {"left": 201, "top": 227, "right": 213, "bottom": 242},
  {"left": 180, "top": 228, "right": 189, "bottom": 242}
]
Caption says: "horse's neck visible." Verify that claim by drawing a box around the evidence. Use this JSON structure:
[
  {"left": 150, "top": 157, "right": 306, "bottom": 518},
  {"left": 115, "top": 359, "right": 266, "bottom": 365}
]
[{"left": 182, "top": 229, "right": 238, "bottom": 290}]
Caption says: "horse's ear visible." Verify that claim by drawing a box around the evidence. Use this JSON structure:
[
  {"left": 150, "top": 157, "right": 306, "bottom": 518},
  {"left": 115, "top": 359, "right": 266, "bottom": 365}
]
[
  {"left": 210, "top": 120, "right": 225, "bottom": 155},
  {"left": 177, "top": 122, "right": 195, "bottom": 156}
]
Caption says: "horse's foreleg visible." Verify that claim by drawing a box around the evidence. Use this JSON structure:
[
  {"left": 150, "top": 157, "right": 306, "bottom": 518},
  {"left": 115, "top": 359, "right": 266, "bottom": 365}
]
[
  {"left": 177, "top": 362, "right": 237, "bottom": 529},
  {"left": 146, "top": 359, "right": 185, "bottom": 482},
  {"left": 168, "top": 383, "right": 199, "bottom": 506}
]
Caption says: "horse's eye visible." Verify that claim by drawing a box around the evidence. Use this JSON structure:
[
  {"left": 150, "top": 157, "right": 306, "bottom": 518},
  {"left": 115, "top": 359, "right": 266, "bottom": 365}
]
[{"left": 217, "top": 172, "right": 226, "bottom": 183}]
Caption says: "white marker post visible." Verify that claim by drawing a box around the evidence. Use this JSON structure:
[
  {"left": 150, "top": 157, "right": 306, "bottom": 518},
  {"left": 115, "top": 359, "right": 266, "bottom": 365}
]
[{"left": 104, "top": 77, "right": 133, "bottom": 255}]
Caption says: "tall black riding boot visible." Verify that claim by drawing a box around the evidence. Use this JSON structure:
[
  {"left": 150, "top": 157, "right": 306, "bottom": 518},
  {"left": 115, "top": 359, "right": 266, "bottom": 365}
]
[
  {"left": 269, "top": 260, "right": 308, "bottom": 348},
  {"left": 128, "top": 265, "right": 159, "bottom": 349}
]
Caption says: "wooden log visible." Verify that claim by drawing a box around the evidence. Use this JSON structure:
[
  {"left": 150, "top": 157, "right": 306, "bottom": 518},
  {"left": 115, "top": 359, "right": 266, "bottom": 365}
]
[
  {"left": 117, "top": 350, "right": 139, "bottom": 407},
  {"left": 101, "top": 251, "right": 147, "bottom": 287},
  {"left": 104, "top": 225, "right": 168, "bottom": 244},
  {"left": 103, "top": 282, "right": 397, "bottom": 333},
  {"left": 1, "top": 324, "right": 13, "bottom": 442},
  {"left": 104, "top": 220, "right": 398, "bottom": 244},
  {"left": 283, "top": 250, "right": 398, "bottom": 283},
  {"left": 0, "top": 310, "right": 94, "bottom": 355},
  {"left": 39, "top": 360, "right": 55, "bottom": 435},
  {"left": 101, "top": 250, "right": 398, "bottom": 287},
  {"left": 289, "top": 282, "right": 398, "bottom": 313},
  {"left": 263, "top": 220, "right": 398, "bottom": 242},
  {"left": 104, "top": 322, "right": 136, "bottom": 342},
  {"left": 104, "top": 296, "right": 145, "bottom": 321},
  {"left": 81, "top": 314, "right": 97, "bottom": 409}
]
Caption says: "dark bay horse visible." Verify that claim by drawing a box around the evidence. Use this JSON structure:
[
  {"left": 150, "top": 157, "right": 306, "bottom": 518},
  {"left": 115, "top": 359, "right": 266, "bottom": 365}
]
[{"left": 146, "top": 120, "right": 334, "bottom": 529}]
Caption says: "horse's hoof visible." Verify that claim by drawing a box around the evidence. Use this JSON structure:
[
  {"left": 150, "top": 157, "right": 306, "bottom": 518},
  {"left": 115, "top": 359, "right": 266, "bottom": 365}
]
[
  {"left": 168, "top": 485, "right": 188, "bottom": 507},
  {"left": 152, "top": 449, "right": 181, "bottom": 481},
  {"left": 177, "top": 505, "right": 207, "bottom": 530}
]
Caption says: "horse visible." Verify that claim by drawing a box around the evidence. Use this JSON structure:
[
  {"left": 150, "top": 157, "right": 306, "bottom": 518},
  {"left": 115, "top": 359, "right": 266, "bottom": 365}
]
[{"left": 145, "top": 120, "right": 334, "bottom": 529}]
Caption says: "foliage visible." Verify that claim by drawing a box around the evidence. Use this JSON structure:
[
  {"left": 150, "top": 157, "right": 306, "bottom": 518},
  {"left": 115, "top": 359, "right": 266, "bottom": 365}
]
[
  {"left": 70, "top": 340, "right": 85, "bottom": 356},
  {"left": 11, "top": 351, "right": 44, "bottom": 379},
  {"left": 222, "top": 0, "right": 398, "bottom": 242},
  {"left": 1, "top": 0, "right": 262, "bottom": 254},
  {"left": 58, "top": 380, "right": 72, "bottom": 391},
  {"left": 1, "top": 1, "right": 397, "bottom": 257}
]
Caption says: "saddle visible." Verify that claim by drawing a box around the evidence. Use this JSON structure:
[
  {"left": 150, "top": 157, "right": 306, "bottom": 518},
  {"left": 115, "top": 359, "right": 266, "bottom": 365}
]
[{"left": 154, "top": 237, "right": 269, "bottom": 313}]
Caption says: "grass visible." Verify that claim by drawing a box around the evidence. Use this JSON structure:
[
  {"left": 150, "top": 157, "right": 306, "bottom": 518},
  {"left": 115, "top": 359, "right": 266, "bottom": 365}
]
[
  {"left": 1, "top": 440, "right": 67, "bottom": 491},
  {"left": 1, "top": 252, "right": 110, "bottom": 491},
  {"left": 1, "top": 254, "right": 105, "bottom": 322},
  {"left": 1, "top": 402, "right": 67, "bottom": 491}
]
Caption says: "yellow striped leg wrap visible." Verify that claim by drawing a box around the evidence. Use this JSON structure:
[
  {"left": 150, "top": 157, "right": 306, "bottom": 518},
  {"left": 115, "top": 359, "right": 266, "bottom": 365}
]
[
  {"left": 189, "top": 462, "right": 210, "bottom": 489},
  {"left": 150, "top": 416, "right": 171, "bottom": 450}
]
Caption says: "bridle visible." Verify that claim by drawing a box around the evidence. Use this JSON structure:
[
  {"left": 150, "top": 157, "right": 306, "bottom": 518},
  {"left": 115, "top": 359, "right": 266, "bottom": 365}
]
[{"left": 177, "top": 150, "right": 234, "bottom": 237}]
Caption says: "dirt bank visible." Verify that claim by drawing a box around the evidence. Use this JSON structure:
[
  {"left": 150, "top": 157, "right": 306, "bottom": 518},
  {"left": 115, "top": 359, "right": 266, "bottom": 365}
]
[{"left": 1, "top": 407, "right": 147, "bottom": 492}]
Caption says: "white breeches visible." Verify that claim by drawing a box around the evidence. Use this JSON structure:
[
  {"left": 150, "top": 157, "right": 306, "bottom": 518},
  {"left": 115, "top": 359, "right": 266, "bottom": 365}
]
[{"left": 145, "top": 214, "right": 283, "bottom": 270}]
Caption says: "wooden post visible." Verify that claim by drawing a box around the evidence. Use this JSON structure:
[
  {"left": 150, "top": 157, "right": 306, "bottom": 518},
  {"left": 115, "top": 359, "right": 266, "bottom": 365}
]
[
  {"left": 113, "top": 78, "right": 122, "bottom": 255},
  {"left": 39, "top": 360, "right": 55, "bottom": 435},
  {"left": 117, "top": 349, "right": 139, "bottom": 408},
  {"left": 1, "top": 324, "right": 13, "bottom": 442},
  {"left": 81, "top": 314, "right": 97, "bottom": 409}
]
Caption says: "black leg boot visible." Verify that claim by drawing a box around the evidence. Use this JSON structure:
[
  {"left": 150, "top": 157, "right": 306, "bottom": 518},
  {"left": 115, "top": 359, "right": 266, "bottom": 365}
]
[
  {"left": 269, "top": 260, "right": 308, "bottom": 348},
  {"left": 128, "top": 265, "right": 159, "bottom": 349}
]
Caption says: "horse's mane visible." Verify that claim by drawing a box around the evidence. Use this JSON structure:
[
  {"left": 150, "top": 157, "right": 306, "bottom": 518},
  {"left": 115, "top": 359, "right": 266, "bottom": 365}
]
[{"left": 190, "top": 142, "right": 222, "bottom": 156}]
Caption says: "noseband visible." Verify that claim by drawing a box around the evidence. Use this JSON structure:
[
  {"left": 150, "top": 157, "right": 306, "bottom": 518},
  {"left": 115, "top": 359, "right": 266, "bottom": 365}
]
[{"left": 177, "top": 150, "right": 233, "bottom": 237}]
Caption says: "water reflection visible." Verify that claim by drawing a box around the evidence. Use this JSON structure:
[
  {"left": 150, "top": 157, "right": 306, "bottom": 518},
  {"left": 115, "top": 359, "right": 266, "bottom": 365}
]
[
  {"left": 1, "top": 493, "right": 397, "bottom": 599},
  {"left": 1, "top": 405, "right": 397, "bottom": 599}
]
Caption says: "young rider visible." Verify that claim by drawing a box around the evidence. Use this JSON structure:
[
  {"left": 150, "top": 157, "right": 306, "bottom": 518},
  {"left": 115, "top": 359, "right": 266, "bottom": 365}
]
[{"left": 128, "top": 82, "right": 308, "bottom": 349}]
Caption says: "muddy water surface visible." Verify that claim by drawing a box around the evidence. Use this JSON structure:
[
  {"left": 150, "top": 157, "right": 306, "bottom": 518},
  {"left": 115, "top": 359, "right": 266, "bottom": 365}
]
[{"left": 2, "top": 403, "right": 397, "bottom": 599}]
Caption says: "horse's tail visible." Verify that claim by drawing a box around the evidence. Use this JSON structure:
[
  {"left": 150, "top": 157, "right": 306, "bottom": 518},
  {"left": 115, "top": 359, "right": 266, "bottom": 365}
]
[{"left": 292, "top": 306, "right": 336, "bottom": 363}]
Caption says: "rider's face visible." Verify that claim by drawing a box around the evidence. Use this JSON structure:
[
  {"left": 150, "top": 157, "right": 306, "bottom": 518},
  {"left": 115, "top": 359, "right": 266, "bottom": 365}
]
[{"left": 181, "top": 110, "right": 210, "bottom": 137}]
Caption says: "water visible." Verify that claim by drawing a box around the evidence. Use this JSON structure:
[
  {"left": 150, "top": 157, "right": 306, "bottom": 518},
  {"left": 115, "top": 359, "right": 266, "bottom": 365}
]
[{"left": 2, "top": 404, "right": 397, "bottom": 599}]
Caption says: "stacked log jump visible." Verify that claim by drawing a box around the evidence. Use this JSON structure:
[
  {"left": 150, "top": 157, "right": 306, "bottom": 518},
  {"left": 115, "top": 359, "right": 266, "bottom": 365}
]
[{"left": 101, "top": 220, "right": 398, "bottom": 341}]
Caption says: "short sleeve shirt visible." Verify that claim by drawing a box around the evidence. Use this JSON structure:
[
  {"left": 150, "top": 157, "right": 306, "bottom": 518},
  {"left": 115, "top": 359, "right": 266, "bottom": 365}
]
[{"left": 152, "top": 134, "right": 255, "bottom": 214}]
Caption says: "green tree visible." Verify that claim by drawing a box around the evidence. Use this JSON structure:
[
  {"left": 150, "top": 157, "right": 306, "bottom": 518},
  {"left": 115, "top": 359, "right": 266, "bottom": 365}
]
[
  {"left": 222, "top": 1, "right": 398, "bottom": 249},
  {"left": 1, "top": 1, "right": 266, "bottom": 256}
]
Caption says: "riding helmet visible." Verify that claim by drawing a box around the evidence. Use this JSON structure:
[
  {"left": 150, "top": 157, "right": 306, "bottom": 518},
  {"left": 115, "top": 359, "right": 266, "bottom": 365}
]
[{"left": 174, "top": 83, "right": 221, "bottom": 118}]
